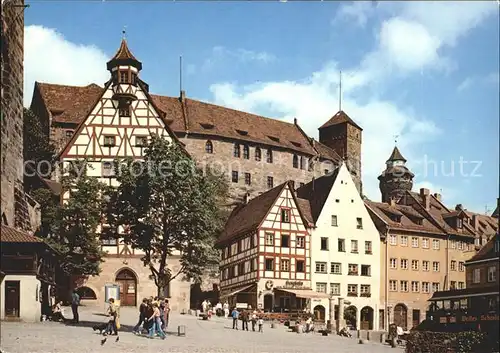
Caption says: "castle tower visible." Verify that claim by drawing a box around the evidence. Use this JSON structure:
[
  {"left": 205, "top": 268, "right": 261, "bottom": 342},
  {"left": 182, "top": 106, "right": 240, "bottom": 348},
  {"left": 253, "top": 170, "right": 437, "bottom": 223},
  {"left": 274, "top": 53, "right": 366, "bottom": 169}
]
[
  {"left": 318, "top": 110, "right": 363, "bottom": 194},
  {"left": 378, "top": 146, "right": 414, "bottom": 203},
  {"left": 106, "top": 38, "right": 142, "bottom": 113}
]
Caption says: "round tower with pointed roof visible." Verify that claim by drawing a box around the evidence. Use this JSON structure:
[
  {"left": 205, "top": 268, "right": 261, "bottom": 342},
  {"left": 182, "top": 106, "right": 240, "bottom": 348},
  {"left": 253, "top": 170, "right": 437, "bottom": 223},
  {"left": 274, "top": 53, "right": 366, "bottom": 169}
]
[
  {"left": 378, "top": 146, "right": 414, "bottom": 203},
  {"left": 107, "top": 38, "right": 142, "bottom": 111}
]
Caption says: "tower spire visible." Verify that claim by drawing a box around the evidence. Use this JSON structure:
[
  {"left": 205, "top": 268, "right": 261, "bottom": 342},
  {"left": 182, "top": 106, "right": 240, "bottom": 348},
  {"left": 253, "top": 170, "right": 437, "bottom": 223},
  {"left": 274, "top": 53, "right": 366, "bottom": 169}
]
[{"left": 339, "top": 70, "right": 342, "bottom": 111}]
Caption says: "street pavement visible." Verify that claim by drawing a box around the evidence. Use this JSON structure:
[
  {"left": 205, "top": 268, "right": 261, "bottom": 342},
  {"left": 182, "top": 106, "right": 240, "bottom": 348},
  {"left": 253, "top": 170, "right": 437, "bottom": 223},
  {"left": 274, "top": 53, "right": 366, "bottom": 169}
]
[{"left": 0, "top": 306, "right": 402, "bottom": 353}]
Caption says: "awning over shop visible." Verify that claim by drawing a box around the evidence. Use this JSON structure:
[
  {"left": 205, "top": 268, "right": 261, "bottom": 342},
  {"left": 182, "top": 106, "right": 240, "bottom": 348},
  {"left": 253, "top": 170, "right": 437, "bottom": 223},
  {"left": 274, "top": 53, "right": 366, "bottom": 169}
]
[
  {"left": 220, "top": 284, "right": 255, "bottom": 299},
  {"left": 428, "top": 285, "right": 499, "bottom": 301},
  {"left": 276, "top": 288, "right": 329, "bottom": 299}
]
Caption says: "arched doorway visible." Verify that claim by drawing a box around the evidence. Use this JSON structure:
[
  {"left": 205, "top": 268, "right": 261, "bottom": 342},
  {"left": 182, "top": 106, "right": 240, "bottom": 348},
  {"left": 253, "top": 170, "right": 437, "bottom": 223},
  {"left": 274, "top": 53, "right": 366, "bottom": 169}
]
[
  {"left": 115, "top": 269, "right": 137, "bottom": 306},
  {"left": 393, "top": 303, "right": 408, "bottom": 330},
  {"left": 313, "top": 305, "right": 326, "bottom": 322},
  {"left": 76, "top": 286, "right": 97, "bottom": 300},
  {"left": 360, "top": 306, "right": 374, "bottom": 330},
  {"left": 263, "top": 294, "right": 273, "bottom": 312},
  {"left": 344, "top": 305, "right": 357, "bottom": 329}
]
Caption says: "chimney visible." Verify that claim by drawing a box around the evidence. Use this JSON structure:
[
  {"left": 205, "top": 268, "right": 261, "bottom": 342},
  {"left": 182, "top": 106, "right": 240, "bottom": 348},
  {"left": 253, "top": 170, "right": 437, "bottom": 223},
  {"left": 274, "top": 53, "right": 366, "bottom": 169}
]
[
  {"left": 294, "top": 117, "right": 298, "bottom": 125},
  {"left": 180, "top": 90, "right": 186, "bottom": 102},
  {"left": 472, "top": 214, "right": 479, "bottom": 230},
  {"left": 455, "top": 204, "right": 463, "bottom": 211},
  {"left": 420, "top": 188, "right": 430, "bottom": 210},
  {"left": 389, "top": 198, "right": 396, "bottom": 207},
  {"left": 433, "top": 193, "right": 442, "bottom": 202}
]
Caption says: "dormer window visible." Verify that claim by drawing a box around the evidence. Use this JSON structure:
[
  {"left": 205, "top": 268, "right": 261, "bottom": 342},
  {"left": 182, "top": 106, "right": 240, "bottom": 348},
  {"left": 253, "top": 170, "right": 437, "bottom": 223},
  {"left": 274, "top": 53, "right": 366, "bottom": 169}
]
[
  {"left": 103, "top": 136, "right": 116, "bottom": 147},
  {"left": 65, "top": 130, "right": 74, "bottom": 138},
  {"left": 457, "top": 218, "right": 463, "bottom": 229},
  {"left": 392, "top": 215, "right": 402, "bottom": 223}
]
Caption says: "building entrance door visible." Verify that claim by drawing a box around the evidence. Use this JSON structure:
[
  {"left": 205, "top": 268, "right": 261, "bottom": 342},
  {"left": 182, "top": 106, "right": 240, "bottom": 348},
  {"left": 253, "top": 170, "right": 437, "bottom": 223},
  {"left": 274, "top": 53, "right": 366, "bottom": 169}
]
[
  {"left": 5, "top": 281, "right": 20, "bottom": 317},
  {"left": 412, "top": 309, "right": 421, "bottom": 328},
  {"left": 115, "top": 269, "right": 137, "bottom": 306}
]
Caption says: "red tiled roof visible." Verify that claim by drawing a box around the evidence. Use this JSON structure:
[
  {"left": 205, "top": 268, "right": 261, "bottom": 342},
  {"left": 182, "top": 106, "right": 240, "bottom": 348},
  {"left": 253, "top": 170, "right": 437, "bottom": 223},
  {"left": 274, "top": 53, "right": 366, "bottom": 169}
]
[
  {"left": 319, "top": 110, "right": 362, "bottom": 131},
  {"left": 0, "top": 225, "right": 44, "bottom": 243},
  {"left": 296, "top": 167, "right": 341, "bottom": 223},
  {"left": 467, "top": 234, "right": 499, "bottom": 263},
  {"left": 296, "top": 198, "right": 314, "bottom": 226},
  {"left": 216, "top": 182, "right": 289, "bottom": 246},
  {"left": 33, "top": 82, "right": 342, "bottom": 161}
]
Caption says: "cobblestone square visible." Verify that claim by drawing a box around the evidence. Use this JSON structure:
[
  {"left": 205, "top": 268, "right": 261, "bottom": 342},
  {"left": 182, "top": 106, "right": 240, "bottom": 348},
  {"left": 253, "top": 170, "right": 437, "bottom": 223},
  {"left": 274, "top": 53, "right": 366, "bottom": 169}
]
[{"left": 0, "top": 306, "right": 402, "bottom": 353}]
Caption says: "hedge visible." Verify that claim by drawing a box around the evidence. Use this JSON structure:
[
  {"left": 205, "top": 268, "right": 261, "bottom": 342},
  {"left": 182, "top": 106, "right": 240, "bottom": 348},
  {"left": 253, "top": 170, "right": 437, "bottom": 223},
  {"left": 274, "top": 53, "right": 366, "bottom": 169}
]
[{"left": 405, "top": 330, "right": 498, "bottom": 353}]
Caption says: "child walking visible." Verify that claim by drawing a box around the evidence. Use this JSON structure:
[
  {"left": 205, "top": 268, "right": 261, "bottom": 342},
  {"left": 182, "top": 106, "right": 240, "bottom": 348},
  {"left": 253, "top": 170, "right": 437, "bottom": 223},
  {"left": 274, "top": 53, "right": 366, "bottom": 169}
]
[{"left": 258, "top": 317, "right": 264, "bottom": 333}]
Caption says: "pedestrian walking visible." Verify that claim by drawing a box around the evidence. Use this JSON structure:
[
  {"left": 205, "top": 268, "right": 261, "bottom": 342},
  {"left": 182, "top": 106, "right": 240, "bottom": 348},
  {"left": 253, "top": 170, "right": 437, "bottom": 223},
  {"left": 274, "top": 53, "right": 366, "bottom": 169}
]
[
  {"left": 147, "top": 303, "right": 166, "bottom": 339},
  {"left": 231, "top": 308, "right": 239, "bottom": 330},
  {"left": 258, "top": 316, "right": 264, "bottom": 333},
  {"left": 133, "top": 298, "right": 148, "bottom": 334},
  {"left": 71, "top": 289, "right": 80, "bottom": 324}
]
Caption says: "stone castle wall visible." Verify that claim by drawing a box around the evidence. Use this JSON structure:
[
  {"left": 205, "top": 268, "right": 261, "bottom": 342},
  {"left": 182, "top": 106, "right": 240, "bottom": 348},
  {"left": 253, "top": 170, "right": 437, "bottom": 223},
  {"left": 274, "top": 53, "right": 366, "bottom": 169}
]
[{"left": 1, "top": 0, "right": 25, "bottom": 227}]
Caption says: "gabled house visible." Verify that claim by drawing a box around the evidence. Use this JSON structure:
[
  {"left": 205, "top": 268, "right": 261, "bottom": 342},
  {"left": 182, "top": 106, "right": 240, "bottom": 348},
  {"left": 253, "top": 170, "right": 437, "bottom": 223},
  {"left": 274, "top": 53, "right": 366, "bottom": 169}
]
[
  {"left": 297, "top": 163, "right": 381, "bottom": 329},
  {"left": 216, "top": 181, "right": 327, "bottom": 313}
]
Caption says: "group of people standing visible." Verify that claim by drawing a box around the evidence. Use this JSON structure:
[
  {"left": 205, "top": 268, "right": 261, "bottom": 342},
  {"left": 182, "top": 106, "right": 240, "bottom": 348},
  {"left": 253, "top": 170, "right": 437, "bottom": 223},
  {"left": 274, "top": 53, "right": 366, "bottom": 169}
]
[
  {"left": 132, "top": 296, "right": 170, "bottom": 339},
  {"left": 231, "top": 307, "right": 265, "bottom": 333}
]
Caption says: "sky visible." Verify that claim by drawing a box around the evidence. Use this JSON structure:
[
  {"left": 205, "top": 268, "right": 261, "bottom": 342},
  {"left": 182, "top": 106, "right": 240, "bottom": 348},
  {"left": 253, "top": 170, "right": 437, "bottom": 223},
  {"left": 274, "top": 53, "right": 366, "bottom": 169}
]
[{"left": 24, "top": 1, "right": 499, "bottom": 214}]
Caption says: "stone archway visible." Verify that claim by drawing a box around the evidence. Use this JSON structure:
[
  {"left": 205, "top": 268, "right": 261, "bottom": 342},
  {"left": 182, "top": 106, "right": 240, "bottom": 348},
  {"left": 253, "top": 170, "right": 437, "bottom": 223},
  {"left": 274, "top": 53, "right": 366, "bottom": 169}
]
[
  {"left": 76, "top": 286, "right": 97, "bottom": 300},
  {"left": 344, "top": 305, "right": 357, "bottom": 329},
  {"left": 313, "top": 305, "right": 326, "bottom": 322},
  {"left": 115, "top": 268, "right": 137, "bottom": 306},
  {"left": 360, "top": 306, "right": 374, "bottom": 330},
  {"left": 393, "top": 303, "right": 408, "bottom": 330}
]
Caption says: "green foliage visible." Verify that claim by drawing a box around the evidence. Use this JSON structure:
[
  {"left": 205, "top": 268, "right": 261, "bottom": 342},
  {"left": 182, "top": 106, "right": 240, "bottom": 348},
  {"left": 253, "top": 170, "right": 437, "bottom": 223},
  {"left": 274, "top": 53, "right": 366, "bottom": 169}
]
[
  {"left": 31, "top": 162, "right": 107, "bottom": 276},
  {"left": 405, "top": 330, "right": 491, "bottom": 353},
  {"left": 107, "top": 135, "right": 229, "bottom": 295},
  {"left": 23, "top": 108, "right": 55, "bottom": 173}
]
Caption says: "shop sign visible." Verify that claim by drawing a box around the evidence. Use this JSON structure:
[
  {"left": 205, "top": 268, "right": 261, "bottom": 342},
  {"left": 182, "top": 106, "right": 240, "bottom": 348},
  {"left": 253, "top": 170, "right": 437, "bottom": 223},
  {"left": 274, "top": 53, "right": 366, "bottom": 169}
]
[{"left": 283, "top": 281, "right": 303, "bottom": 289}]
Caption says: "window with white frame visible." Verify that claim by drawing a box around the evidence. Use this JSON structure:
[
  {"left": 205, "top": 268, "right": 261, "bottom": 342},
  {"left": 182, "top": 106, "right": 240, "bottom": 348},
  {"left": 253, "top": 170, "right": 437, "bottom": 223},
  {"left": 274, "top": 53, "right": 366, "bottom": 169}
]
[
  {"left": 280, "top": 259, "right": 290, "bottom": 271},
  {"left": 400, "top": 280, "right": 408, "bottom": 292},
  {"left": 411, "top": 237, "right": 419, "bottom": 247},
  {"left": 473, "top": 268, "right": 481, "bottom": 283},
  {"left": 315, "top": 262, "right": 327, "bottom": 273},
  {"left": 458, "top": 281, "right": 465, "bottom": 289},
  {"left": 331, "top": 263, "right": 341, "bottom": 274},
  {"left": 432, "top": 282, "right": 440, "bottom": 292},
  {"left": 365, "top": 241, "right": 372, "bottom": 254},
  {"left": 401, "top": 235, "right": 408, "bottom": 246},
  {"left": 411, "top": 260, "right": 419, "bottom": 271},
  {"left": 296, "top": 236, "right": 305, "bottom": 248},
  {"left": 423, "top": 260, "right": 430, "bottom": 271},
  {"left": 348, "top": 284, "right": 358, "bottom": 295},
  {"left": 450, "top": 260, "right": 456, "bottom": 271},
  {"left": 488, "top": 266, "right": 496, "bottom": 282},
  {"left": 390, "top": 258, "right": 397, "bottom": 269},
  {"left": 265, "top": 232, "right": 274, "bottom": 246},
  {"left": 351, "top": 240, "right": 358, "bottom": 253},
  {"left": 459, "top": 261, "right": 465, "bottom": 272},
  {"left": 316, "top": 282, "right": 327, "bottom": 293},
  {"left": 389, "top": 234, "right": 397, "bottom": 245},
  {"left": 422, "top": 238, "right": 429, "bottom": 248},
  {"left": 360, "top": 284, "right": 370, "bottom": 294},
  {"left": 411, "top": 281, "right": 419, "bottom": 292},
  {"left": 331, "top": 215, "right": 338, "bottom": 226},
  {"left": 422, "top": 282, "right": 430, "bottom": 293},
  {"left": 330, "top": 283, "right": 340, "bottom": 295},
  {"left": 389, "top": 280, "right": 397, "bottom": 291},
  {"left": 432, "top": 261, "right": 440, "bottom": 272},
  {"left": 348, "top": 264, "right": 358, "bottom": 275},
  {"left": 400, "top": 259, "right": 408, "bottom": 270},
  {"left": 432, "top": 239, "right": 440, "bottom": 250}
]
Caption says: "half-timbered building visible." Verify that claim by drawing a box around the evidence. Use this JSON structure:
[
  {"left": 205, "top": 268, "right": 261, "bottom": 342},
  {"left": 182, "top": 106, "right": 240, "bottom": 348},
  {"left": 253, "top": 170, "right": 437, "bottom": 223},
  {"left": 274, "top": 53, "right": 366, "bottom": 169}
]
[
  {"left": 217, "top": 181, "right": 329, "bottom": 312},
  {"left": 56, "top": 39, "right": 191, "bottom": 310}
]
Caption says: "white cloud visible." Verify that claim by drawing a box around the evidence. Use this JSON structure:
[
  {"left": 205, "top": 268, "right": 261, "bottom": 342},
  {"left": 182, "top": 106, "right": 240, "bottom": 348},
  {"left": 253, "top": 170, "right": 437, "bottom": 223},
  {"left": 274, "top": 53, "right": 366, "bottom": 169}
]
[
  {"left": 457, "top": 72, "right": 499, "bottom": 92},
  {"left": 414, "top": 181, "right": 455, "bottom": 204},
  {"left": 201, "top": 46, "right": 276, "bottom": 73},
  {"left": 457, "top": 77, "right": 474, "bottom": 92},
  {"left": 24, "top": 25, "right": 109, "bottom": 107},
  {"left": 209, "top": 2, "right": 494, "bottom": 202},
  {"left": 334, "top": 1, "right": 376, "bottom": 27}
]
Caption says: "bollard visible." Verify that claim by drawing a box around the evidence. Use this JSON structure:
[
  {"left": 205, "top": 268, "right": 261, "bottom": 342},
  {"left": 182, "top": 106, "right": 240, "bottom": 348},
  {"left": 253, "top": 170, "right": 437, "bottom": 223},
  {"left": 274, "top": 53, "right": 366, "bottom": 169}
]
[
  {"left": 357, "top": 330, "right": 361, "bottom": 338},
  {"left": 367, "top": 331, "right": 371, "bottom": 341},
  {"left": 178, "top": 325, "right": 186, "bottom": 336}
]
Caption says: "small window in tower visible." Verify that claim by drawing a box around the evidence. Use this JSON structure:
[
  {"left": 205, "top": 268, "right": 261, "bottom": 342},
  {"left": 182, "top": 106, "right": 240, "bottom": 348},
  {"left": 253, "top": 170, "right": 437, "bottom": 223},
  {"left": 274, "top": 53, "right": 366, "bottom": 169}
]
[
  {"left": 131, "top": 72, "right": 137, "bottom": 85},
  {"left": 119, "top": 70, "right": 129, "bottom": 84},
  {"left": 119, "top": 106, "right": 131, "bottom": 117},
  {"left": 111, "top": 71, "right": 118, "bottom": 84}
]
